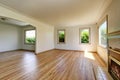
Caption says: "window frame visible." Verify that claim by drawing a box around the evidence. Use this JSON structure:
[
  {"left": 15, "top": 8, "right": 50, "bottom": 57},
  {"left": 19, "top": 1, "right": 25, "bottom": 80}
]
[
  {"left": 79, "top": 27, "right": 91, "bottom": 44},
  {"left": 24, "top": 29, "right": 36, "bottom": 45},
  {"left": 57, "top": 29, "right": 66, "bottom": 44},
  {"left": 98, "top": 16, "right": 108, "bottom": 48}
]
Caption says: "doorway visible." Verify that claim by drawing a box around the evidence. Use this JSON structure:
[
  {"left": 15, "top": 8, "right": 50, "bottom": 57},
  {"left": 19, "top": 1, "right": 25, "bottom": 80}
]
[{"left": 0, "top": 16, "right": 36, "bottom": 54}]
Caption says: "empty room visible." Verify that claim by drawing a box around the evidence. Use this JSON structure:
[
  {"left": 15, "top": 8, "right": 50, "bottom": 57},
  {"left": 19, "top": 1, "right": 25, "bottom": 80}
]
[{"left": 0, "top": 0, "right": 120, "bottom": 80}]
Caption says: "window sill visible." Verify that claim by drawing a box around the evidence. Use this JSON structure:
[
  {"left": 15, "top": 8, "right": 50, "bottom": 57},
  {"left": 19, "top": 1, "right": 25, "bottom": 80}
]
[
  {"left": 24, "top": 43, "right": 35, "bottom": 45},
  {"left": 80, "top": 43, "right": 91, "bottom": 45},
  {"left": 98, "top": 45, "right": 107, "bottom": 49},
  {"left": 57, "top": 42, "right": 66, "bottom": 44}
]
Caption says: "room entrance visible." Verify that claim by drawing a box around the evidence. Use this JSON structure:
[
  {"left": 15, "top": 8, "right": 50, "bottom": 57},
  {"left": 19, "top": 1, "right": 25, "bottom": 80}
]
[{"left": 0, "top": 16, "right": 36, "bottom": 54}]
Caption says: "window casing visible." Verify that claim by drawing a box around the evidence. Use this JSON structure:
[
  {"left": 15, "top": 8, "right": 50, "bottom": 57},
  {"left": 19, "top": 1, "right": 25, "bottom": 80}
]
[
  {"left": 57, "top": 29, "right": 65, "bottom": 43},
  {"left": 99, "top": 21, "right": 107, "bottom": 48},
  {"left": 25, "top": 30, "right": 35, "bottom": 44},
  {"left": 80, "top": 28, "right": 90, "bottom": 44}
]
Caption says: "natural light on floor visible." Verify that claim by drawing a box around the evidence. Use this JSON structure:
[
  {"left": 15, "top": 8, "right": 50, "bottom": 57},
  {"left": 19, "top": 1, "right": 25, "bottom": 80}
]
[{"left": 84, "top": 49, "right": 95, "bottom": 60}]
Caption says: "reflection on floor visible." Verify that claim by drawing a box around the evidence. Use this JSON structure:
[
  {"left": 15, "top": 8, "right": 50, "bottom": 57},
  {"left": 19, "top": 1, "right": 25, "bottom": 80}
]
[{"left": 0, "top": 50, "right": 112, "bottom": 80}]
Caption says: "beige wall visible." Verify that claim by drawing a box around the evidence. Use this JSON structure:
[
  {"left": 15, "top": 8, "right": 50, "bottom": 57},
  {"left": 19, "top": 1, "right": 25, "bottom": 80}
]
[
  {"left": 97, "top": 0, "right": 120, "bottom": 63},
  {"left": 0, "top": 22, "right": 22, "bottom": 52},
  {"left": 55, "top": 25, "right": 97, "bottom": 52},
  {"left": 107, "top": 0, "right": 120, "bottom": 33}
]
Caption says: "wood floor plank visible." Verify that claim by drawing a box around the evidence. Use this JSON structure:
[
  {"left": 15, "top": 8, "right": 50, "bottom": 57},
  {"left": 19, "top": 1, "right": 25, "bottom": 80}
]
[{"left": 0, "top": 50, "right": 112, "bottom": 80}]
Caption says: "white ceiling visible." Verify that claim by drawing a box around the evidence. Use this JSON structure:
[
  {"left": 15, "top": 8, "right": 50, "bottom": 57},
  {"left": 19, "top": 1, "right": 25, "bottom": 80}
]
[{"left": 0, "top": 0, "right": 112, "bottom": 26}]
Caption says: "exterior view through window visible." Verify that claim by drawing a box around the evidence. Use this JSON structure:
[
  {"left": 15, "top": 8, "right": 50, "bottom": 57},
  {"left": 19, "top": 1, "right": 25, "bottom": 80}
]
[
  {"left": 25, "top": 30, "right": 35, "bottom": 44},
  {"left": 80, "top": 28, "right": 90, "bottom": 43},
  {"left": 99, "top": 21, "right": 107, "bottom": 47},
  {"left": 58, "top": 30, "right": 65, "bottom": 43}
]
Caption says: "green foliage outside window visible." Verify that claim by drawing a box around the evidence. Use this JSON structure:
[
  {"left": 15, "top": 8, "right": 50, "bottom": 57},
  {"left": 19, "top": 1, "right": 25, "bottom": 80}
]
[
  {"left": 59, "top": 31, "right": 65, "bottom": 43},
  {"left": 26, "top": 37, "right": 35, "bottom": 44},
  {"left": 81, "top": 29, "right": 89, "bottom": 43},
  {"left": 25, "top": 30, "right": 35, "bottom": 44}
]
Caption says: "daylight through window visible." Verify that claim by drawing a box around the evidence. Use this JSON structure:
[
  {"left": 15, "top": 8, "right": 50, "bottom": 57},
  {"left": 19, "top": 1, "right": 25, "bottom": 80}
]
[
  {"left": 80, "top": 28, "right": 90, "bottom": 43},
  {"left": 58, "top": 30, "right": 65, "bottom": 43},
  {"left": 25, "top": 30, "right": 35, "bottom": 44},
  {"left": 99, "top": 21, "right": 107, "bottom": 47}
]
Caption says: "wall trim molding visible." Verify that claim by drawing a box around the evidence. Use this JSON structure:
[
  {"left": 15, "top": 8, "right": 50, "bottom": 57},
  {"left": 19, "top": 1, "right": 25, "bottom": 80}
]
[
  {"left": 36, "top": 48, "right": 56, "bottom": 55},
  {"left": 54, "top": 48, "right": 97, "bottom": 53},
  {"left": 0, "top": 49, "right": 35, "bottom": 53}
]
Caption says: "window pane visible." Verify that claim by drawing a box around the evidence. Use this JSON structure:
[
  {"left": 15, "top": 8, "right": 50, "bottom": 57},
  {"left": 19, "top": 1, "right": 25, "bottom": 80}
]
[
  {"left": 58, "top": 30, "right": 65, "bottom": 43},
  {"left": 99, "top": 21, "right": 107, "bottom": 47},
  {"left": 25, "top": 30, "right": 35, "bottom": 44},
  {"left": 80, "top": 29, "right": 90, "bottom": 43}
]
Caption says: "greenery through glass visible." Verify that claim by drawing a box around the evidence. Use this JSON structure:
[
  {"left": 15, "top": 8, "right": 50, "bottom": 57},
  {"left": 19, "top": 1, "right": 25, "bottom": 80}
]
[
  {"left": 59, "top": 30, "right": 65, "bottom": 43},
  {"left": 26, "top": 37, "right": 35, "bottom": 44},
  {"left": 81, "top": 29, "right": 89, "bottom": 43},
  {"left": 25, "top": 30, "right": 35, "bottom": 44}
]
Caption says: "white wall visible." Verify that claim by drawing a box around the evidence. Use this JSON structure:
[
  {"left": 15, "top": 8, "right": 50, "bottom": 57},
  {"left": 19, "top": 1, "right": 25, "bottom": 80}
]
[
  {"left": 55, "top": 25, "right": 97, "bottom": 52},
  {"left": 21, "top": 26, "right": 35, "bottom": 51},
  {"left": 0, "top": 4, "right": 55, "bottom": 53},
  {"left": 36, "top": 25, "right": 54, "bottom": 52},
  {"left": 97, "top": 0, "right": 120, "bottom": 63},
  {"left": 0, "top": 22, "right": 22, "bottom": 52}
]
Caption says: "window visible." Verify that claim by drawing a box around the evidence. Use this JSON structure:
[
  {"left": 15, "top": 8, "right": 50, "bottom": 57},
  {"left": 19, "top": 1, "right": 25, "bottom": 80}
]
[
  {"left": 58, "top": 30, "right": 65, "bottom": 43},
  {"left": 25, "top": 30, "right": 35, "bottom": 44},
  {"left": 80, "top": 28, "right": 90, "bottom": 44},
  {"left": 99, "top": 21, "right": 107, "bottom": 47}
]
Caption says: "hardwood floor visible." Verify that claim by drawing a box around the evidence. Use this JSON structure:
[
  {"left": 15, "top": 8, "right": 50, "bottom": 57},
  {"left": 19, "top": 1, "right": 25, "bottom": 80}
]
[{"left": 0, "top": 50, "right": 112, "bottom": 80}]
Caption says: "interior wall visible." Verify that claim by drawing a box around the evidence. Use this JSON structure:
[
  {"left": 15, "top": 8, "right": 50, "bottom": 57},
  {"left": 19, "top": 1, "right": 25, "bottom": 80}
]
[
  {"left": 36, "top": 25, "right": 54, "bottom": 52},
  {"left": 0, "top": 22, "right": 22, "bottom": 52},
  {"left": 55, "top": 25, "right": 97, "bottom": 52},
  {"left": 21, "top": 25, "right": 35, "bottom": 51},
  {"left": 97, "top": 0, "right": 120, "bottom": 63},
  {"left": 0, "top": 4, "right": 55, "bottom": 53},
  {"left": 0, "top": 22, "right": 53, "bottom": 52}
]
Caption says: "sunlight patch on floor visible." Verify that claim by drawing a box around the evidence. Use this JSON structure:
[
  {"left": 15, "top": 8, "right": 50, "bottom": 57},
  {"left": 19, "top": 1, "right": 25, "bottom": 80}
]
[{"left": 84, "top": 50, "right": 95, "bottom": 60}]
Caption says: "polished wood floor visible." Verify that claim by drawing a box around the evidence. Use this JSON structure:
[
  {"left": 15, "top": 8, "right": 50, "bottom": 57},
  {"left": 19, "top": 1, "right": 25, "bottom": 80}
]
[{"left": 0, "top": 50, "right": 112, "bottom": 80}]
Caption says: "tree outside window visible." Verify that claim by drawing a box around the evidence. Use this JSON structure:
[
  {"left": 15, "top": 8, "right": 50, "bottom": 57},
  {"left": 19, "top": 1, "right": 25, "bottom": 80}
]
[
  {"left": 80, "top": 28, "right": 90, "bottom": 44},
  {"left": 58, "top": 30, "right": 65, "bottom": 43}
]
